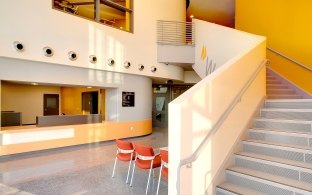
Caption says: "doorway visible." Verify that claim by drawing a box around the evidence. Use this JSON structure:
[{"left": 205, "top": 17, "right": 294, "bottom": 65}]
[
  {"left": 43, "top": 94, "right": 60, "bottom": 116},
  {"left": 82, "top": 91, "right": 98, "bottom": 114}
]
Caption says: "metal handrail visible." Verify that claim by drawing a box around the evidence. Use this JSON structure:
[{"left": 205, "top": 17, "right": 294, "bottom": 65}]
[
  {"left": 267, "top": 47, "right": 312, "bottom": 72},
  {"left": 176, "top": 59, "right": 267, "bottom": 194}
]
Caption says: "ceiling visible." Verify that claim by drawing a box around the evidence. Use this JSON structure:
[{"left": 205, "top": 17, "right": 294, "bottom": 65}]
[{"left": 187, "top": 0, "right": 235, "bottom": 27}]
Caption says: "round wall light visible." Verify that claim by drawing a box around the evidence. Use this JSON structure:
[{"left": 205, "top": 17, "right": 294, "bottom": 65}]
[
  {"left": 151, "top": 66, "right": 157, "bottom": 72},
  {"left": 138, "top": 64, "right": 144, "bottom": 71},
  {"left": 108, "top": 58, "right": 115, "bottom": 66},
  {"left": 68, "top": 51, "right": 77, "bottom": 61},
  {"left": 13, "top": 41, "right": 24, "bottom": 52},
  {"left": 124, "top": 61, "right": 131, "bottom": 68},
  {"left": 43, "top": 46, "right": 54, "bottom": 57},
  {"left": 89, "top": 55, "right": 97, "bottom": 63}
]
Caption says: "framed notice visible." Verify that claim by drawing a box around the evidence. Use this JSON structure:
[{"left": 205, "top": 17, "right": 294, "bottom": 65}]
[{"left": 122, "top": 91, "right": 135, "bottom": 107}]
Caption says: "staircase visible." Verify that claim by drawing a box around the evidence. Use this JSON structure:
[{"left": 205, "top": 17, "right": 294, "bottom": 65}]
[
  {"left": 266, "top": 69, "right": 304, "bottom": 99},
  {"left": 216, "top": 99, "right": 312, "bottom": 195}
]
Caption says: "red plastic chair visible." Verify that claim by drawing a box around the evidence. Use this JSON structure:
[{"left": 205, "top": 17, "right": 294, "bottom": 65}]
[
  {"left": 156, "top": 150, "right": 168, "bottom": 195},
  {"left": 130, "top": 144, "right": 161, "bottom": 195},
  {"left": 111, "top": 139, "right": 135, "bottom": 184}
]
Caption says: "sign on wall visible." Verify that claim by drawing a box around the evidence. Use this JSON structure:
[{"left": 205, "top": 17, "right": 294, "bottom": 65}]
[{"left": 122, "top": 91, "right": 135, "bottom": 107}]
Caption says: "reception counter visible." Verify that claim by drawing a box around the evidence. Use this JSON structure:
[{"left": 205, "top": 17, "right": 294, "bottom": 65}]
[{"left": 0, "top": 119, "right": 152, "bottom": 156}]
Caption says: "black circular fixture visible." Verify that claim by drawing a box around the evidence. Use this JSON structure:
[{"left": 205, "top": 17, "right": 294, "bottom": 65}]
[{"left": 13, "top": 41, "right": 24, "bottom": 52}]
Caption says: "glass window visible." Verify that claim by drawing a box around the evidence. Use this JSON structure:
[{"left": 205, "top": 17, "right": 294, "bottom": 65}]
[{"left": 53, "top": 0, "right": 132, "bottom": 32}]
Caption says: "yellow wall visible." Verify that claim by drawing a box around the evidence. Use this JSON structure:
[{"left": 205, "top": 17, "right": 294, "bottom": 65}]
[
  {"left": 236, "top": 0, "right": 312, "bottom": 94},
  {"left": 1, "top": 82, "right": 61, "bottom": 125},
  {"left": 61, "top": 87, "right": 104, "bottom": 116}
]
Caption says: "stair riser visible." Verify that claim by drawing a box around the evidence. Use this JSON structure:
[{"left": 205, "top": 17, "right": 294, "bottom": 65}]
[
  {"left": 254, "top": 119, "right": 312, "bottom": 133},
  {"left": 265, "top": 101, "right": 312, "bottom": 109},
  {"left": 226, "top": 170, "right": 311, "bottom": 195},
  {"left": 267, "top": 95, "right": 303, "bottom": 99},
  {"left": 260, "top": 110, "right": 312, "bottom": 120},
  {"left": 266, "top": 85, "right": 289, "bottom": 89},
  {"left": 267, "top": 80, "right": 282, "bottom": 85},
  {"left": 267, "top": 89, "right": 296, "bottom": 95},
  {"left": 235, "top": 156, "right": 312, "bottom": 184},
  {"left": 216, "top": 188, "right": 238, "bottom": 195},
  {"left": 249, "top": 131, "right": 312, "bottom": 148},
  {"left": 241, "top": 142, "right": 312, "bottom": 164}
]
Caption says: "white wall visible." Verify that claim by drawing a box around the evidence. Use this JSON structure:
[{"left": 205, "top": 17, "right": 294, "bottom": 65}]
[
  {"left": 193, "top": 19, "right": 266, "bottom": 78},
  {"left": 0, "top": 57, "right": 151, "bottom": 122},
  {"left": 0, "top": 0, "right": 185, "bottom": 82},
  {"left": 184, "top": 71, "right": 201, "bottom": 84},
  {"left": 1, "top": 82, "right": 61, "bottom": 124},
  {"left": 168, "top": 23, "right": 266, "bottom": 194}
]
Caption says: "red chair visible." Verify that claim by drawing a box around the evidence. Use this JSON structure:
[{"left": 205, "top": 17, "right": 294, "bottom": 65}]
[
  {"left": 156, "top": 150, "right": 168, "bottom": 195},
  {"left": 111, "top": 139, "right": 135, "bottom": 184},
  {"left": 130, "top": 144, "right": 161, "bottom": 195}
]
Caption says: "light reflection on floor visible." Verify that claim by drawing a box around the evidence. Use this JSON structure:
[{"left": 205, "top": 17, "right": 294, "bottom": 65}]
[{"left": 0, "top": 127, "right": 168, "bottom": 195}]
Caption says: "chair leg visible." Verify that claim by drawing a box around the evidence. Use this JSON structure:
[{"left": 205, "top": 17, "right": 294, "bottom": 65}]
[
  {"left": 130, "top": 157, "right": 137, "bottom": 187},
  {"left": 156, "top": 165, "right": 163, "bottom": 195},
  {"left": 126, "top": 153, "right": 133, "bottom": 184},
  {"left": 145, "top": 160, "right": 154, "bottom": 195},
  {"left": 111, "top": 151, "right": 118, "bottom": 178}
]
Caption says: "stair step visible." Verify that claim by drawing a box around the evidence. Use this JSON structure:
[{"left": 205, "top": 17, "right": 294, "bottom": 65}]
[
  {"left": 249, "top": 128, "right": 312, "bottom": 148},
  {"left": 234, "top": 154, "right": 312, "bottom": 183},
  {"left": 226, "top": 167, "right": 312, "bottom": 193},
  {"left": 266, "top": 84, "right": 289, "bottom": 89},
  {"left": 254, "top": 118, "right": 312, "bottom": 133},
  {"left": 267, "top": 88, "right": 296, "bottom": 95},
  {"left": 260, "top": 108, "right": 312, "bottom": 121},
  {"left": 266, "top": 80, "right": 282, "bottom": 85},
  {"left": 236, "top": 152, "right": 312, "bottom": 170},
  {"left": 267, "top": 94, "right": 304, "bottom": 99},
  {"left": 241, "top": 140, "right": 312, "bottom": 164},
  {"left": 265, "top": 99, "right": 312, "bottom": 109},
  {"left": 217, "top": 182, "right": 266, "bottom": 195}
]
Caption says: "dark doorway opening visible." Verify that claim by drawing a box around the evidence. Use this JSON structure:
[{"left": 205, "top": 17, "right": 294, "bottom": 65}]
[
  {"left": 82, "top": 91, "right": 98, "bottom": 114},
  {"left": 44, "top": 94, "right": 60, "bottom": 116}
]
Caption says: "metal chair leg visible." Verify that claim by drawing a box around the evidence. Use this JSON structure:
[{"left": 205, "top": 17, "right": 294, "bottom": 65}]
[
  {"left": 111, "top": 151, "right": 118, "bottom": 178},
  {"left": 126, "top": 153, "right": 133, "bottom": 184},
  {"left": 145, "top": 160, "right": 154, "bottom": 195},
  {"left": 130, "top": 157, "right": 137, "bottom": 187},
  {"left": 156, "top": 164, "right": 163, "bottom": 195}
]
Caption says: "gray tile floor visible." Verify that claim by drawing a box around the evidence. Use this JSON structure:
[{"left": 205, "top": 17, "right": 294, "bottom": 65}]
[{"left": 0, "top": 127, "right": 168, "bottom": 195}]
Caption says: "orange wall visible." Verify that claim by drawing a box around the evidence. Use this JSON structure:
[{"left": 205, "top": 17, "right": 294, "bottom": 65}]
[
  {"left": 236, "top": 0, "right": 312, "bottom": 94},
  {"left": 0, "top": 119, "right": 152, "bottom": 156},
  {"left": 60, "top": 87, "right": 104, "bottom": 116}
]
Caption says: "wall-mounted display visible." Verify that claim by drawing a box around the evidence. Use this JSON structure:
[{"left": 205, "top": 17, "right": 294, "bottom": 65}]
[{"left": 122, "top": 91, "right": 135, "bottom": 107}]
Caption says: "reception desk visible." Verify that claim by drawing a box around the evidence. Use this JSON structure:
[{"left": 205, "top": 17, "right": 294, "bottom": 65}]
[
  {"left": 0, "top": 119, "right": 152, "bottom": 156},
  {"left": 36, "top": 114, "right": 102, "bottom": 127}
]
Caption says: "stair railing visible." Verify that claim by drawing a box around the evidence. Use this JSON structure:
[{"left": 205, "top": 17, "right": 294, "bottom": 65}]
[
  {"left": 267, "top": 47, "right": 312, "bottom": 72},
  {"left": 157, "top": 20, "right": 195, "bottom": 46},
  {"left": 176, "top": 59, "right": 267, "bottom": 194}
]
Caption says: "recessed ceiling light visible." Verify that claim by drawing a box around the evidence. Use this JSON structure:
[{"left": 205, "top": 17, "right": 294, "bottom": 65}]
[
  {"left": 87, "top": 86, "right": 92, "bottom": 88},
  {"left": 31, "top": 82, "right": 38, "bottom": 86}
]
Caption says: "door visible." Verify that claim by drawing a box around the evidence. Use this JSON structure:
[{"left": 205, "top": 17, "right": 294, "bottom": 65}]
[
  {"left": 82, "top": 91, "right": 98, "bottom": 114},
  {"left": 43, "top": 94, "right": 59, "bottom": 116}
]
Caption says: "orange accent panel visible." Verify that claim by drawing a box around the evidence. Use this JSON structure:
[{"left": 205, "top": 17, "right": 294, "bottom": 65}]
[{"left": 0, "top": 119, "right": 152, "bottom": 156}]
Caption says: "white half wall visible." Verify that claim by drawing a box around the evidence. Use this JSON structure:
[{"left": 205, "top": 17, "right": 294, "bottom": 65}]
[
  {"left": 0, "top": 0, "right": 185, "bottom": 82},
  {"left": 169, "top": 35, "right": 266, "bottom": 194},
  {"left": 193, "top": 19, "right": 266, "bottom": 78}
]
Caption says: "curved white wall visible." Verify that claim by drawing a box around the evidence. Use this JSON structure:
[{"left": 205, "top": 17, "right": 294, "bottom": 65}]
[{"left": 0, "top": 0, "right": 185, "bottom": 81}]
